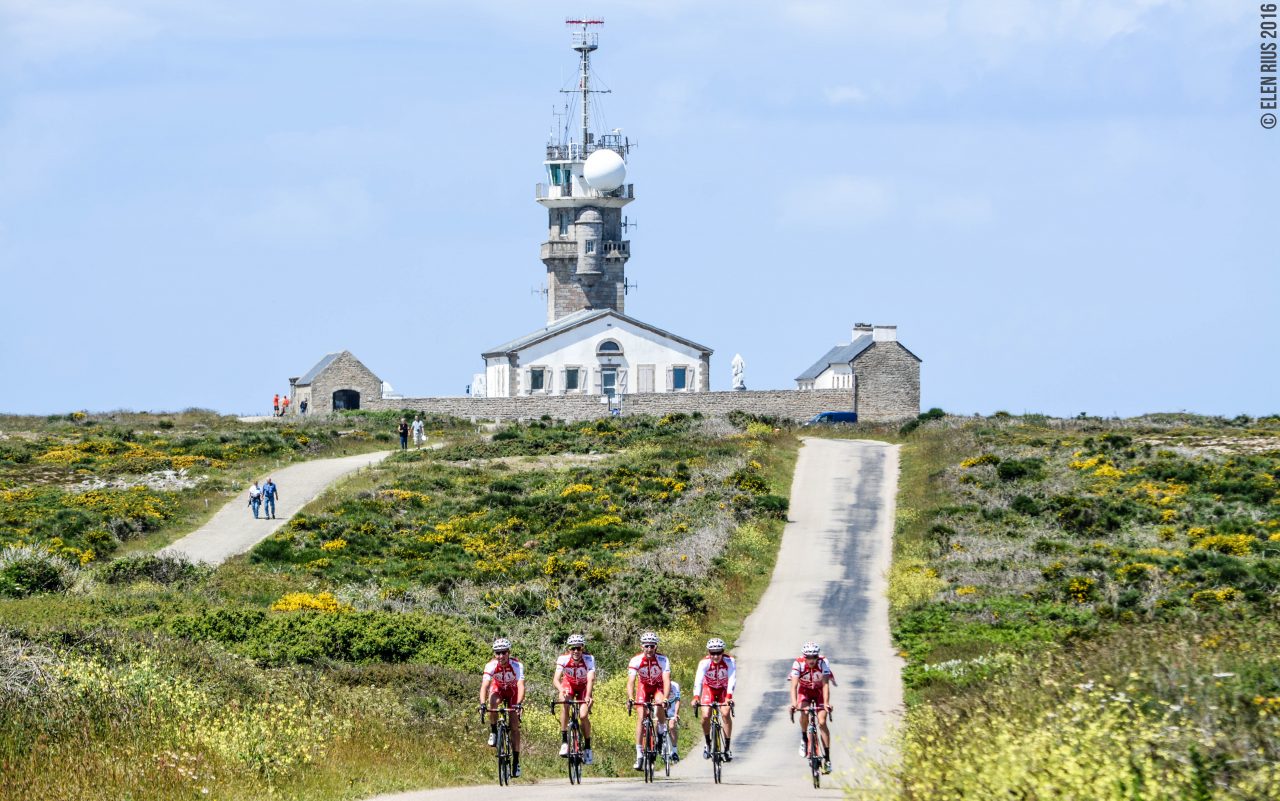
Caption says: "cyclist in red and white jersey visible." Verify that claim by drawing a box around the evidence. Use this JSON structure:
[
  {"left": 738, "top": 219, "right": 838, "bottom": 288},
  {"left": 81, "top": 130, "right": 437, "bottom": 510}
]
[
  {"left": 626, "top": 631, "right": 671, "bottom": 771},
  {"left": 480, "top": 637, "right": 526, "bottom": 778},
  {"left": 553, "top": 633, "right": 597, "bottom": 765},
  {"left": 693, "top": 637, "right": 737, "bottom": 761},
  {"left": 789, "top": 640, "right": 835, "bottom": 774}
]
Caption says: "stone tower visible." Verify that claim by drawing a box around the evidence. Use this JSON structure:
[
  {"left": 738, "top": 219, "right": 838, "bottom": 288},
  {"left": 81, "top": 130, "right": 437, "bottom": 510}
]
[{"left": 536, "top": 20, "right": 635, "bottom": 324}]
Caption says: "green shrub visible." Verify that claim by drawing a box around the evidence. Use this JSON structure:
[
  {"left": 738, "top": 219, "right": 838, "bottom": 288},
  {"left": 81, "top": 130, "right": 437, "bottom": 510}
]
[
  {"left": 0, "top": 545, "right": 76, "bottom": 598},
  {"left": 98, "top": 554, "right": 207, "bottom": 586},
  {"left": 996, "top": 458, "right": 1044, "bottom": 482}
]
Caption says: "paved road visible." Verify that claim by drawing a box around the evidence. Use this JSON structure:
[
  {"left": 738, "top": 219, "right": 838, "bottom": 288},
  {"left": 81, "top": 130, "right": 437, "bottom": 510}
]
[
  {"left": 159, "top": 450, "right": 392, "bottom": 565},
  {"left": 368, "top": 438, "right": 902, "bottom": 800}
]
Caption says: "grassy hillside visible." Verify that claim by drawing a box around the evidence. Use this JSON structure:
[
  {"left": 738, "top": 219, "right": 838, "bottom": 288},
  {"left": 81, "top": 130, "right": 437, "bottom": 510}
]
[
  {"left": 0, "top": 411, "right": 796, "bottom": 800},
  {"left": 866, "top": 413, "right": 1280, "bottom": 800}
]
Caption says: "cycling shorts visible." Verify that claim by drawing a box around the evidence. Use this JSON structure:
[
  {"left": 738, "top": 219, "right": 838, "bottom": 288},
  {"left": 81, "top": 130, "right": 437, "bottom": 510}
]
[
  {"left": 797, "top": 687, "right": 826, "bottom": 709},
  {"left": 489, "top": 687, "right": 519, "bottom": 708},
  {"left": 699, "top": 685, "right": 730, "bottom": 706},
  {"left": 636, "top": 683, "right": 666, "bottom": 705},
  {"left": 560, "top": 682, "right": 589, "bottom": 702}
]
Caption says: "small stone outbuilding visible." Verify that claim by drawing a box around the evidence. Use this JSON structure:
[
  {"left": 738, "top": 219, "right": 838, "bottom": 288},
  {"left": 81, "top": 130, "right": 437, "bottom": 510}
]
[
  {"left": 795, "top": 324, "right": 921, "bottom": 421},
  {"left": 289, "top": 351, "right": 382, "bottom": 416}
]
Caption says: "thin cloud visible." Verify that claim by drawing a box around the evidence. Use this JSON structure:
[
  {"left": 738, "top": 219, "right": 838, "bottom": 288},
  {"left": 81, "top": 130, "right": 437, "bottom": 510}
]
[
  {"left": 780, "top": 175, "right": 892, "bottom": 227},
  {"left": 823, "top": 85, "right": 868, "bottom": 105}
]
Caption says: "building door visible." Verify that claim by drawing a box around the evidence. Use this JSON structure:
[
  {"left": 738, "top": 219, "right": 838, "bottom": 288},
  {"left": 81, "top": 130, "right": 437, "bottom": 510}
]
[
  {"left": 637, "top": 365, "right": 655, "bottom": 393},
  {"left": 332, "top": 389, "right": 360, "bottom": 410},
  {"left": 601, "top": 368, "right": 618, "bottom": 398}
]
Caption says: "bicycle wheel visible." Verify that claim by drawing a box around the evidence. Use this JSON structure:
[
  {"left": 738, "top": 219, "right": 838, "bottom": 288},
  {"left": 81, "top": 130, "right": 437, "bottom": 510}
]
[
  {"left": 711, "top": 719, "right": 723, "bottom": 785},
  {"left": 496, "top": 723, "right": 509, "bottom": 786},
  {"left": 642, "top": 720, "right": 655, "bottom": 783},
  {"left": 567, "top": 723, "right": 581, "bottom": 785},
  {"left": 662, "top": 732, "right": 671, "bottom": 777},
  {"left": 808, "top": 726, "right": 821, "bottom": 789}
]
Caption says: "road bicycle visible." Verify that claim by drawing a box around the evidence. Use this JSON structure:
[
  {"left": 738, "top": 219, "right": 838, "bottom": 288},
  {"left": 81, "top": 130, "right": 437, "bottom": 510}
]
[
  {"left": 693, "top": 699, "right": 734, "bottom": 784},
  {"left": 551, "top": 698, "right": 587, "bottom": 785},
  {"left": 627, "top": 699, "right": 661, "bottom": 783},
  {"left": 791, "top": 701, "right": 831, "bottom": 789},
  {"left": 478, "top": 702, "right": 521, "bottom": 786}
]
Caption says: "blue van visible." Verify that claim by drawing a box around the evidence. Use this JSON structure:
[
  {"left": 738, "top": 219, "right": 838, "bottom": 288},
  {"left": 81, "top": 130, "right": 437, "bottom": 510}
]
[{"left": 803, "top": 411, "right": 858, "bottom": 426}]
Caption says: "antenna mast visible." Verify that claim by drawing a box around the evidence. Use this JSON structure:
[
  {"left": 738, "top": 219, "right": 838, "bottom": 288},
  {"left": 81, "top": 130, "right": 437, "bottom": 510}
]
[{"left": 565, "top": 18, "right": 604, "bottom": 153}]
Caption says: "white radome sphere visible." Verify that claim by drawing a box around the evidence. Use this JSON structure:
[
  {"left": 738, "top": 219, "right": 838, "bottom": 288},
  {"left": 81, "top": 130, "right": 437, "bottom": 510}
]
[{"left": 583, "top": 149, "right": 626, "bottom": 192}]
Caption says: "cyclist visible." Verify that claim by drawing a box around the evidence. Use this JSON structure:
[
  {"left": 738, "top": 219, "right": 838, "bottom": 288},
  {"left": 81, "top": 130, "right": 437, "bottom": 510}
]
[
  {"left": 693, "top": 637, "right": 737, "bottom": 761},
  {"left": 789, "top": 640, "right": 835, "bottom": 774},
  {"left": 480, "top": 637, "right": 525, "bottom": 778},
  {"left": 626, "top": 631, "right": 671, "bottom": 771},
  {"left": 553, "top": 633, "right": 597, "bottom": 765},
  {"left": 665, "top": 680, "right": 682, "bottom": 763}
]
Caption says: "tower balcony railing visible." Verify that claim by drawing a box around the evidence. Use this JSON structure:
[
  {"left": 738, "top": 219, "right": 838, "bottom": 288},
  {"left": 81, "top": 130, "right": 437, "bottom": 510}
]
[
  {"left": 540, "top": 240, "right": 630, "bottom": 260},
  {"left": 546, "top": 139, "right": 629, "bottom": 161},
  {"left": 536, "top": 182, "right": 634, "bottom": 200}
]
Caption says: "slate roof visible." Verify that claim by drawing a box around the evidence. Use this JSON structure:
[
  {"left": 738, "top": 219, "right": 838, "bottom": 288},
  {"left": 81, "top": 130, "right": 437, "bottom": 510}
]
[
  {"left": 794, "top": 335, "right": 874, "bottom": 381},
  {"left": 483, "top": 309, "right": 712, "bottom": 357},
  {"left": 295, "top": 352, "right": 342, "bottom": 386}
]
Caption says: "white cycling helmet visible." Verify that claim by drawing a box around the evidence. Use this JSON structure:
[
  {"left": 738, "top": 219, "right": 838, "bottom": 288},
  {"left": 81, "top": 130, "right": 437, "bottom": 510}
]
[
  {"left": 706, "top": 637, "right": 726, "bottom": 653},
  {"left": 801, "top": 641, "right": 821, "bottom": 657},
  {"left": 566, "top": 634, "right": 586, "bottom": 648},
  {"left": 492, "top": 637, "right": 512, "bottom": 652},
  {"left": 640, "top": 631, "right": 660, "bottom": 646}
]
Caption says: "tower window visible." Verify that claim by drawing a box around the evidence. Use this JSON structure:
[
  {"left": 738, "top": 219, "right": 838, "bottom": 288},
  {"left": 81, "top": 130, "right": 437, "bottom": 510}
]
[
  {"left": 585, "top": 241, "right": 595, "bottom": 253},
  {"left": 559, "top": 210, "right": 570, "bottom": 236},
  {"left": 673, "top": 367, "right": 688, "bottom": 390},
  {"left": 565, "top": 367, "right": 580, "bottom": 390}
]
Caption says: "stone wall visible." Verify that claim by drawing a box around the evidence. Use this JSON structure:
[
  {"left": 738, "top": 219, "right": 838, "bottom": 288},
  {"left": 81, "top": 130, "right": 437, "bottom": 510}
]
[
  {"left": 364, "top": 388, "right": 872, "bottom": 422},
  {"left": 853, "top": 342, "right": 921, "bottom": 421},
  {"left": 300, "top": 351, "right": 383, "bottom": 416}
]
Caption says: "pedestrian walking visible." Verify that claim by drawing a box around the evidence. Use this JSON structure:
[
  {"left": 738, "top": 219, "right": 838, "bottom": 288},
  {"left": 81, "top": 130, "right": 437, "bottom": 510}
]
[
  {"left": 272, "top": 394, "right": 280, "bottom": 416},
  {"left": 281, "top": 396, "right": 290, "bottom": 417},
  {"left": 300, "top": 399, "right": 308, "bottom": 415},
  {"left": 397, "top": 418, "right": 409, "bottom": 450},
  {"left": 262, "top": 477, "right": 280, "bottom": 519},
  {"left": 248, "top": 481, "right": 263, "bottom": 519},
  {"left": 411, "top": 416, "right": 425, "bottom": 447}
]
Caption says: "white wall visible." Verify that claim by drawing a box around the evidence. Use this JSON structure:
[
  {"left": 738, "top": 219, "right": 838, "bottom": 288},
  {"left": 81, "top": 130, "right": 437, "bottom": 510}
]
[
  {"left": 814, "top": 364, "right": 855, "bottom": 390},
  {"left": 482, "top": 315, "right": 707, "bottom": 398}
]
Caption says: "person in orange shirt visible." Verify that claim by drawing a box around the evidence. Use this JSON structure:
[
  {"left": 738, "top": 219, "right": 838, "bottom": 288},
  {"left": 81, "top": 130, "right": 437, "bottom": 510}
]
[
  {"left": 272, "top": 394, "right": 280, "bottom": 416},
  {"left": 281, "top": 396, "right": 290, "bottom": 417}
]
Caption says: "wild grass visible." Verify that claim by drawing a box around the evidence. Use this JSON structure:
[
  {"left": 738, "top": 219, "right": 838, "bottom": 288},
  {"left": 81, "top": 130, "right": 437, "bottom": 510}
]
[{"left": 865, "top": 413, "right": 1280, "bottom": 800}]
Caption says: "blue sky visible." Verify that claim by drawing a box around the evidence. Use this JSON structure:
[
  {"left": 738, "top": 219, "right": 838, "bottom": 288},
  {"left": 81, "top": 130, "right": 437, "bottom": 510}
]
[{"left": 0, "top": 1, "right": 1275, "bottom": 417}]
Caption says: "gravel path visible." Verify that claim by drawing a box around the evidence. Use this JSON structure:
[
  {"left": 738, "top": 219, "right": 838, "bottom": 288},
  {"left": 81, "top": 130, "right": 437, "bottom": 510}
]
[
  {"left": 159, "top": 450, "right": 393, "bottom": 565},
  {"left": 366, "top": 437, "right": 903, "bottom": 799}
]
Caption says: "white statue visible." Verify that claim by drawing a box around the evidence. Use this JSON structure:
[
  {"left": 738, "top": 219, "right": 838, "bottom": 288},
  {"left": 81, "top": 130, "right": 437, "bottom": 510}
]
[
  {"left": 471, "top": 373, "right": 487, "bottom": 398},
  {"left": 731, "top": 353, "right": 746, "bottom": 391}
]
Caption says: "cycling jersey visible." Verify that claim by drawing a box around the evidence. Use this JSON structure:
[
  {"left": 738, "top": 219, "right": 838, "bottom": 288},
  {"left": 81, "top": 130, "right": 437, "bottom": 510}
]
[
  {"left": 483, "top": 657, "right": 525, "bottom": 690},
  {"left": 556, "top": 652, "right": 596, "bottom": 700},
  {"left": 628, "top": 652, "right": 670, "bottom": 687},
  {"left": 789, "top": 655, "right": 834, "bottom": 690},
  {"left": 484, "top": 656, "right": 523, "bottom": 705},
  {"left": 693, "top": 655, "right": 737, "bottom": 694}
]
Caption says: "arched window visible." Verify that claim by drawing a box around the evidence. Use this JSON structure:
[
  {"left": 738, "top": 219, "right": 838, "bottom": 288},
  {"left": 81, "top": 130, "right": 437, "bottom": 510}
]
[{"left": 596, "top": 339, "right": 622, "bottom": 356}]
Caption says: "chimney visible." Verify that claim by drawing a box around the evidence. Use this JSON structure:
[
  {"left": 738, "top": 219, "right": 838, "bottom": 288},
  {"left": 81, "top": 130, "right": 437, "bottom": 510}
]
[
  {"left": 852, "top": 322, "right": 873, "bottom": 340},
  {"left": 872, "top": 324, "right": 898, "bottom": 342}
]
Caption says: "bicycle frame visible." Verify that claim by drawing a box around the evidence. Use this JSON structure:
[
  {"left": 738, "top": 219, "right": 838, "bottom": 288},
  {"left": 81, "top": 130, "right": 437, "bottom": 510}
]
[
  {"left": 478, "top": 703, "right": 521, "bottom": 786},
  {"left": 551, "top": 699, "right": 586, "bottom": 785},
  {"left": 790, "top": 701, "right": 830, "bottom": 789},
  {"left": 693, "top": 700, "right": 734, "bottom": 784},
  {"left": 627, "top": 699, "right": 661, "bottom": 783}
]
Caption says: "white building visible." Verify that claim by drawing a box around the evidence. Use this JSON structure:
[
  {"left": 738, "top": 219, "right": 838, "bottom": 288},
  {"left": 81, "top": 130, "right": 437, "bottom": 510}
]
[
  {"left": 482, "top": 308, "right": 710, "bottom": 398},
  {"left": 476, "top": 21, "right": 712, "bottom": 399}
]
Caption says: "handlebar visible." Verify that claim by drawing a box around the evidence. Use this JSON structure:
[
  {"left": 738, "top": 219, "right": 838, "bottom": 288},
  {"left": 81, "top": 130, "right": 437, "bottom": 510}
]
[
  {"left": 788, "top": 703, "right": 832, "bottom": 723},
  {"left": 550, "top": 699, "right": 586, "bottom": 715},
  {"left": 626, "top": 699, "right": 659, "bottom": 717},
  {"left": 692, "top": 699, "right": 735, "bottom": 712},
  {"left": 478, "top": 703, "right": 522, "bottom": 723}
]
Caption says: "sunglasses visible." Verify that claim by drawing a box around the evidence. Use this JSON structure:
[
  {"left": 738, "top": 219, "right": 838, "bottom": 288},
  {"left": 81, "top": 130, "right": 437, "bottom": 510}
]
[
  {"left": 642, "top": 643, "right": 657, "bottom": 648},
  {"left": 494, "top": 651, "right": 510, "bottom": 656},
  {"left": 569, "top": 646, "right": 584, "bottom": 651}
]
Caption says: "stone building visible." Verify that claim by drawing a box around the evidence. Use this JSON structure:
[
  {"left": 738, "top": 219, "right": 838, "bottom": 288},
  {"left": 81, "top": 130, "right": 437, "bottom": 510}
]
[
  {"left": 289, "top": 351, "right": 382, "bottom": 416},
  {"left": 795, "top": 324, "right": 921, "bottom": 421},
  {"left": 477, "top": 21, "right": 712, "bottom": 399}
]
